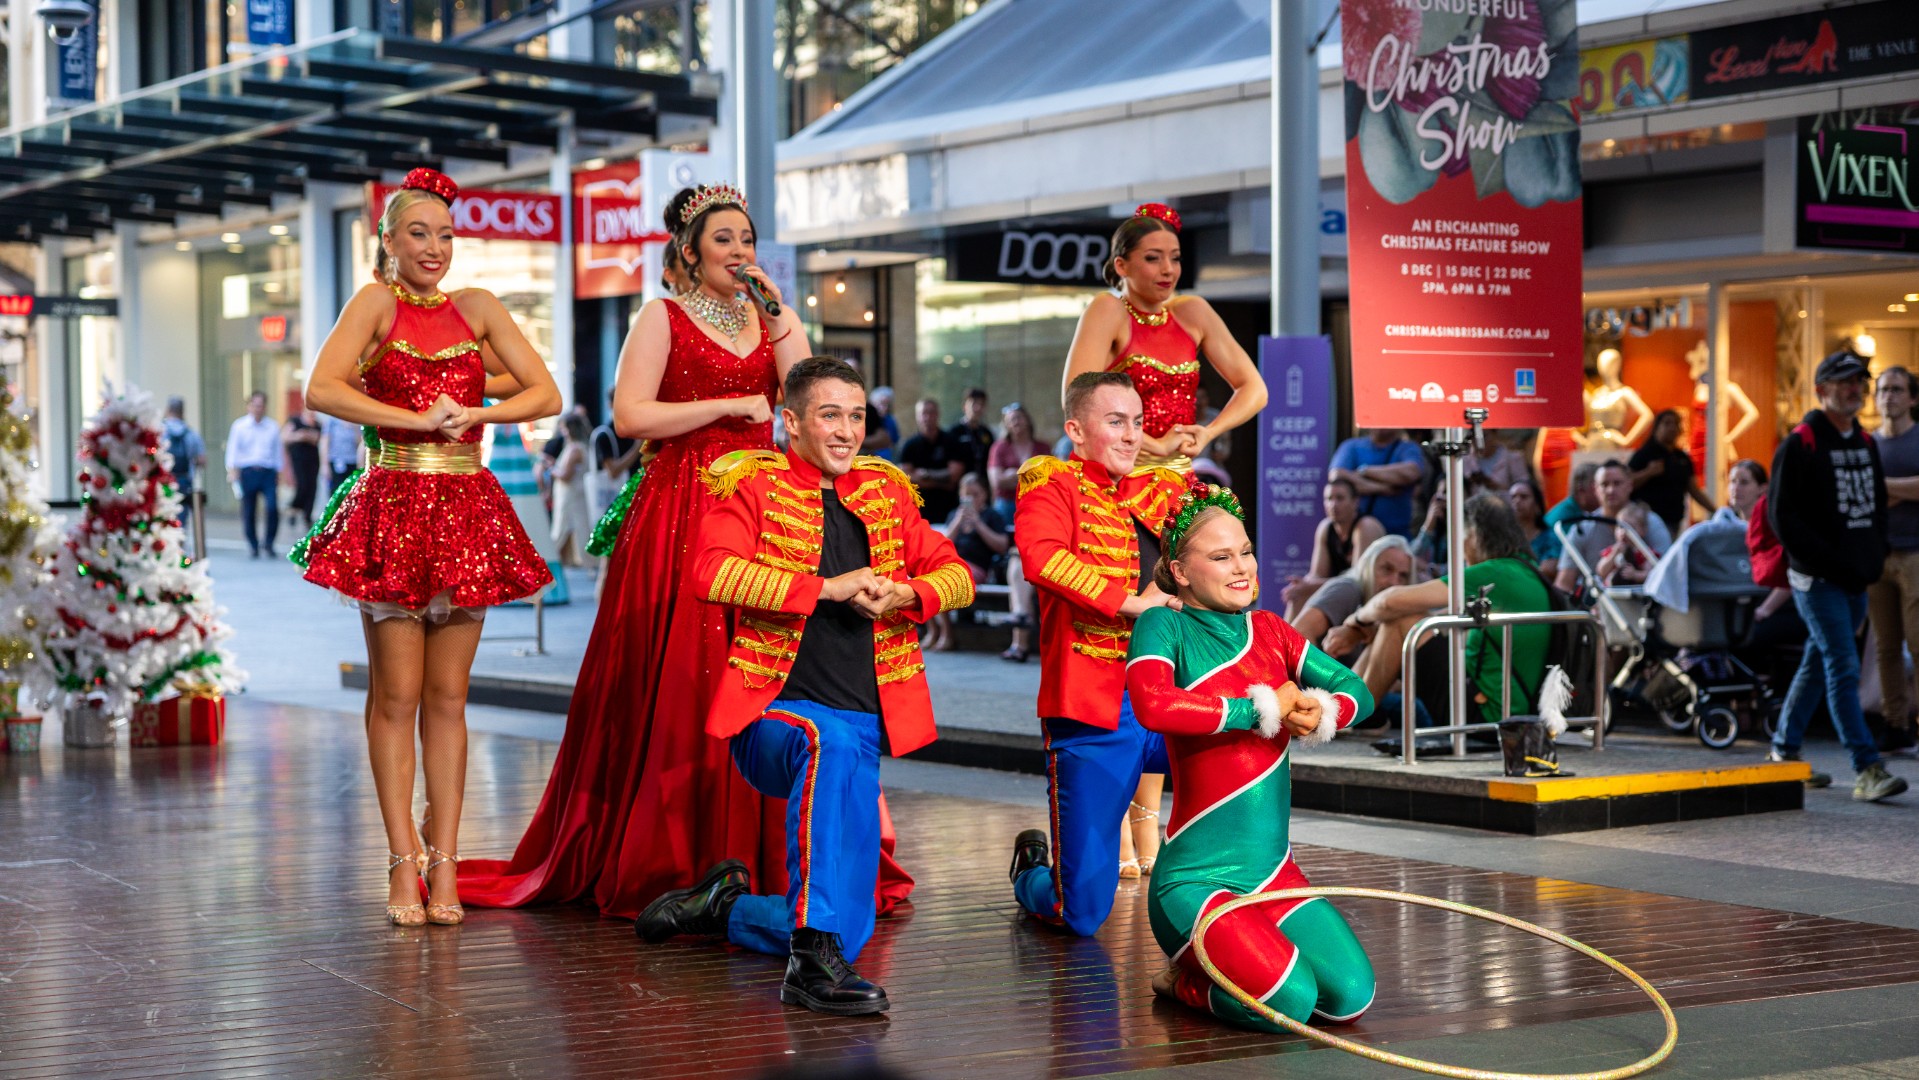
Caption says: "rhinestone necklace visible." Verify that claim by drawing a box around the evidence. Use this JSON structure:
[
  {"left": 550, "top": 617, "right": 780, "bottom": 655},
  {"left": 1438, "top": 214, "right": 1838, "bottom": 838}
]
[
  {"left": 1123, "top": 295, "right": 1171, "bottom": 327},
  {"left": 683, "top": 288, "right": 748, "bottom": 343}
]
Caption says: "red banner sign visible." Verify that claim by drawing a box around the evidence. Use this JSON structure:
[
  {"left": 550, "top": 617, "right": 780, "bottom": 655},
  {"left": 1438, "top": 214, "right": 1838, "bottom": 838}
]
[
  {"left": 574, "top": 162, "right": 673, "bottom": 300},
  {"left": 1340, "top": 0, "right": 1585, "bottom": 429},
  {"left": 366, "top": 183, "right": 563, "bottom": 244}
]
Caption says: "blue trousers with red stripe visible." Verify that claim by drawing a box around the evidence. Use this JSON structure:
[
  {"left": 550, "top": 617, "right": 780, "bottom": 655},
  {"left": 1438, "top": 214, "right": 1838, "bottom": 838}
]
[
  {"left": 1013, "top": 694, "right": 1169, "bottom": 936},
  {"left": 723, "top": 700, "right": 883, "bottom": 963}
]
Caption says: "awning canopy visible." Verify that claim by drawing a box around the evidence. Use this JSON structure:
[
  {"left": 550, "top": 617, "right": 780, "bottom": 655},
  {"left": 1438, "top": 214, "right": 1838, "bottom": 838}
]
[{"left": 0, "top": 30, "right": 719, "bottom": 242}]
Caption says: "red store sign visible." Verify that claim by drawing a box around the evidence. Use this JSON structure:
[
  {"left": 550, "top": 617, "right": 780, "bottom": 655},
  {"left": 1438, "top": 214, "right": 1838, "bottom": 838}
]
[
  {"left": 366, "top": 183, "right": 563, "bottom": 244},
  {"left": 574, "top": 161, "right": 671, "bottom": 300}
]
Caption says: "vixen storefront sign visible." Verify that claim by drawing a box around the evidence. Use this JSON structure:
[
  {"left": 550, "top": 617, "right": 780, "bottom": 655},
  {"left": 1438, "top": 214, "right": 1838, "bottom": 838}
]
[
  {"left": 1339, "top": 0, "right": 1585, "bottom": 429},
  {"left": 1690, "top": 1, "right": 1917, "bottom": 101},
  {"left": 366, "top": 183, "right": 562, "bottom": 244},
  {"left": 1797, "top": 105, "right": 1919, "bottom": 255}
]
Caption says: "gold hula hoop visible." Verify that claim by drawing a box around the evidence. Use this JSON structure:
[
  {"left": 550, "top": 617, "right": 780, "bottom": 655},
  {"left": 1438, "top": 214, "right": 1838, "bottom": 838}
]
[{"left": 1189, "top": 887, "right": 1679, "bottom": 1080}]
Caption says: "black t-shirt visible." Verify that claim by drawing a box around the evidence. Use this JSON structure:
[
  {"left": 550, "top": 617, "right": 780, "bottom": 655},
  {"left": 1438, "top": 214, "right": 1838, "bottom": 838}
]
[
  {"left": 779, "top": 490, "right": 883, "bottom": 715},
  {"left": 948, "top": 420, "right": 993, "bottom": 475},
  {"left": 1627, "top": 442, "right": 1693, "bottom": 531},
  {"left": 285, "top": 416, "right": 320, "bottom": 473},
  {"left": 898, "top": 431, "right": 962, "bottom": 524},
  {"left": 1136, "top": 521, "right": 1160, "bottom": 597},
  {"left": 592, "top": 424, "right": 635, "bottom": 475}
]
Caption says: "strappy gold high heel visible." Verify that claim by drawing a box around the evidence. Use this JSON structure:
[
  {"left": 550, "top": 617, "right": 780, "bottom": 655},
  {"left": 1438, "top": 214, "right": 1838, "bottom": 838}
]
[
  {"left": 425, "top": 843, "right": 464, "bottom": 925},
  {"left": 386, "top": 851, "right": 427, "bottom": 927},
  {"left": 1129, "top": 801, "right": 1162, "bottom": 876}
]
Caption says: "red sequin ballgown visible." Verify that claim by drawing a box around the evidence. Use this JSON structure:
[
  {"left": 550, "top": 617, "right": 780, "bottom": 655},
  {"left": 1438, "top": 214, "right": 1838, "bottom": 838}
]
[
  {"left": 1107, "top": 303, "right": 1201, "bottom": 472},
  {"left": 303, "top": 285, "right": 551, "bottom": 611},
  {"left": 460, "top": 302, "right": 913, "bottom": 917}
]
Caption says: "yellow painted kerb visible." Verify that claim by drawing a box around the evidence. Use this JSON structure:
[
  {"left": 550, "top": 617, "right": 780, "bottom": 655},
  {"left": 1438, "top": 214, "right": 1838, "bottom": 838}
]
[{"left": 1486, "top": 761, "right": 1813, "bottom": 803}]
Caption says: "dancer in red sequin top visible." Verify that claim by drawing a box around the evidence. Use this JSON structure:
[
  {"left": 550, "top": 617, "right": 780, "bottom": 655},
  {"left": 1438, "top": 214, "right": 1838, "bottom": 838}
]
[
  {"left": 302, "top": 168, "right": 562, "bottom": 927},
  {"left": 1062, "top": 202, "right": 1270, "bottom": 879}
]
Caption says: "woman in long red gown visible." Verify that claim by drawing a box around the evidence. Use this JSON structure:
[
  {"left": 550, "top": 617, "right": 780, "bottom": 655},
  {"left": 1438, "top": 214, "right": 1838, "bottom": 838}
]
[{"left": 459, "top": 185, "right": 820, "bottom": 915}]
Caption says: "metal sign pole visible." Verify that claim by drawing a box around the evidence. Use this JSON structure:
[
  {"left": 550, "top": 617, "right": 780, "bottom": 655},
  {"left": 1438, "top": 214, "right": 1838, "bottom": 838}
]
[{"left": 1434, "top": 408, "right": 1488, "bottom": 752}]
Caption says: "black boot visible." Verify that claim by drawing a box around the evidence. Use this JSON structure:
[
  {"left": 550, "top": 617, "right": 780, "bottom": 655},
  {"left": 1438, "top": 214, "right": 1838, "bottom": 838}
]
[
  {"left": 635, "top": 859, "right": 748, "bottom": 944},
  {"left": 1010, "top": 828, "right": 1049, "bottom": 886},
  {"left": 781, "top": 928, "right": 889, "bottom": 1016}
]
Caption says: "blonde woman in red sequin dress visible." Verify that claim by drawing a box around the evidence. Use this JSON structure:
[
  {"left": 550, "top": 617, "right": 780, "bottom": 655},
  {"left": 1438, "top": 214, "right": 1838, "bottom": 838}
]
[
  {"left": 1062, "top": 202, "right": 1269, "bottom": 880},
  {"left": 460, "top": 184, "right": 871, "bottom": 918},
  {"left": 303, "top": 169, "right": 561, "bottom": 926}
]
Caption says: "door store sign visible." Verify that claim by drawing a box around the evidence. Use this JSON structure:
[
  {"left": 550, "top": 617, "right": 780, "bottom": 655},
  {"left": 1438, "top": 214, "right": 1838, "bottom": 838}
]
[
  {"left": 946, "top": 223, "right": 1200, "bottom": 289},
  {"left": 1255, "top": 336, "right": 1334, "bottom": 601},
  {"left": 1797, "top": 105, "right": 1919, "bottom": 255},
  {"left": 1690, "top": 1, "right": 1916, "bottom": 102},
  {"left": 1338, "top": 0, "right": 1585, "bottom": 429},
  {"left": 366, "top": 183, "right": 562, "bottom": 244}
]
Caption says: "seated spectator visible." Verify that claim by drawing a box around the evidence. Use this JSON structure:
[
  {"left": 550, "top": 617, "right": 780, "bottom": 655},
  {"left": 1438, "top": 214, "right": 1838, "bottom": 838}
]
[
  {"left": 1335, "top": 493, "right": 1553, "bottom": 725},
  {"left": 1302, "top": 536, "right": 1414, "bottom": 660},
  {"left": 988, "top": 403, "right": 1050, "bottom": 493},
  {"left": 1467, "top": 432, "right": 1531, "bottom": 493},
  {"left": 1192, "top": 434, "right": 1232, "bottom": 486},
  {"left": 1410, "top": 486, "right": 1449, "bottom": 573},
  {"left": 1554, "top": 459, "right": 1672, "bottom": 595},
  {"left": 1283, "top": 478, "right": 1385, "bottom": 618},
  {"left": 1644, "top": 478, "right": 1756, "bottom": 614},
  {"left": 989, "top": 472, "right": 1038, "bottom": 663},
  {"left": 1544, "top": 460, "right": 1600, "bottom": 527},
  {"left": 1508, "top": 478, "right": 1561, "bottom": 579},
  {"left": 1595, "top": 503, "right": 1655, "bottom": 587},
  {"left": 931, "top": 473, "right": 1009, "bottom": 653}
]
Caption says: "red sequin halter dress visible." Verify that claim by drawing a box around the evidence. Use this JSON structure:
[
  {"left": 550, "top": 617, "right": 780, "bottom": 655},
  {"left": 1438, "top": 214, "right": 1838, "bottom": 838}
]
[
  {"left": 1106, "top": 299, "right": 1201, "bottom": 472},
  {"left": 460, "top": 300, "right": 913, "bottom": 917},
  {"left": 302, "top": 286, "right": 551, "bottom": 615}
]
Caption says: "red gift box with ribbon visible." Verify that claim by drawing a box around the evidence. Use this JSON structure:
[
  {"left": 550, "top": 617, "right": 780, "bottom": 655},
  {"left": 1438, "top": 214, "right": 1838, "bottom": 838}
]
[{"left": 130, "top": 694, "right": 226, "bottom": 746}]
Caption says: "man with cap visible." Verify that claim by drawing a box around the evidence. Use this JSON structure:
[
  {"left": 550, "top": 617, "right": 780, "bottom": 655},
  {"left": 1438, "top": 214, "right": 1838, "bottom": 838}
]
[{"left": 1767, "top": 348, "right": 1909, "bottom": 802}]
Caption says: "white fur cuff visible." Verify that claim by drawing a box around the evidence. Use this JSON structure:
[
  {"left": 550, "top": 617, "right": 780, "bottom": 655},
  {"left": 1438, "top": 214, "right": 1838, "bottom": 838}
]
[
  {"left": 1297, "top": 687, "right": 1340, "bottom": 746},
  {"left": 1247, "top": 684, "right": 1282, "bottom": 739}
]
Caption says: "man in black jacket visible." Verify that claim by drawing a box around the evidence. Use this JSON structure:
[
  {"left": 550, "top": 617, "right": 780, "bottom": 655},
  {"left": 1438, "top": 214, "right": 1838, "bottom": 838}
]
[{"left": 1767, "top": 350, "right": 1909, "bottom": 802}]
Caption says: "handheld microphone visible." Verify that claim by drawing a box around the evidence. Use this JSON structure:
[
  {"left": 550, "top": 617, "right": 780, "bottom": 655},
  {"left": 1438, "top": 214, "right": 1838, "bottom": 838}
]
[{"left": 731, "top": 266, "right": 782, "bottom": 317}]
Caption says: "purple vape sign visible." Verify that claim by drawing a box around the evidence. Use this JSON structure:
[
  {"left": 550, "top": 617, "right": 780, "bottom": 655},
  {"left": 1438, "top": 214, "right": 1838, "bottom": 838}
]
[{"left": 1256, "top": 335, "right": 1333, "bottom": 607}]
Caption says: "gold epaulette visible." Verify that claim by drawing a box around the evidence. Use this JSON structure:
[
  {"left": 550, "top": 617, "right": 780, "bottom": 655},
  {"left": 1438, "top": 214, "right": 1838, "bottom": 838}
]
[
  {"left": 703, "top": 449, "right": 788, "bottom": 499},
  {"left": 1017, "top": 455, "right": 1077, "bottom": 498},
  {"left": 1128, "top": 464, "right": 1187, "bottom": 491},
  {"left": 851, "top": 456, "right": 923, "bottom": 507}
]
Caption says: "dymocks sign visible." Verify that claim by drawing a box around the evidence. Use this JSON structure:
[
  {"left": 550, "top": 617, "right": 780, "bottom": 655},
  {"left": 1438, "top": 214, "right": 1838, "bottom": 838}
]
[
  {"left": 366, "top": 183, "right": 562, "bottom": 244},
  {"left": 1338, "top": 0, "right": 1585, "bottom": 429}
]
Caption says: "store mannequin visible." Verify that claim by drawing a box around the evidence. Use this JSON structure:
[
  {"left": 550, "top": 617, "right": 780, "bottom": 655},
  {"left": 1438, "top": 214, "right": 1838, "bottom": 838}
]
[
  {"left": 1583, "top": 348, "right": 1651, "bottom": 450},
  {"left": 1687, "top": 340, "right": 1756, "bottom": 474}
]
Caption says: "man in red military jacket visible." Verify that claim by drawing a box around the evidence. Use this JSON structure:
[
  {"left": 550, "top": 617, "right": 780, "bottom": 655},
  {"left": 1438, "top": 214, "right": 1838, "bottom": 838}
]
[
  {"left": 1009, "top": 370, "right": 1189, "bottom": 936},
  {"left": 637, "top": 357, "right": 972, "bottom": 1017}
]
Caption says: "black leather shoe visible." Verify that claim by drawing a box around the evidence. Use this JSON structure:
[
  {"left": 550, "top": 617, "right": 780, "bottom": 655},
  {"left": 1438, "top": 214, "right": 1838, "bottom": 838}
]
[
  {"left": 781, "top": 928, "right": 889, "bottom": 1016},
  {"left": 1010, "top": 828, "right": 1049, "bottom": 886},
  {"left": 635, "top": 859, "right": 748, "bottom": 944}
]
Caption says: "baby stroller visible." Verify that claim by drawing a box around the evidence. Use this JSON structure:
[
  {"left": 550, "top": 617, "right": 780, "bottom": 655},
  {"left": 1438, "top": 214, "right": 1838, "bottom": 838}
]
[{"left": 1555, "top": 515, "right": 1776, "bottom": 748}]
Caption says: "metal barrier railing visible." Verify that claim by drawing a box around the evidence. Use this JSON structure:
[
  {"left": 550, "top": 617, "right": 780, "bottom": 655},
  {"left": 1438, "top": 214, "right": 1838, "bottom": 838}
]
[{"left": 1397, "top": 608, "right": 1609, "bottom": 765}]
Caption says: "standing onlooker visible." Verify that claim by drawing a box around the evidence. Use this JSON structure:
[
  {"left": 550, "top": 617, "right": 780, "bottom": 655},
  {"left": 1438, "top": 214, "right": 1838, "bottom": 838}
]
[
  {"left": 1629, "top": 409, "right": 1712, "bottom": 536},
  {"left": 863, "top": 386, "right": 899, "bottom": 460},
  {"left": 591, "top": 387, "right": 643, "bottom": 518},
  {"left": 1767, "top": 350, "right": 1908, "bottom": 802},
  {"left": 1554, "top": 460, "right": 1673, "bottom": 594},
  {"left": 161, "top": 397, "right": 206, "bottom": 534},
  {"left": 949, "top": 387, "right": 995, "bottom": 477},
  {"left": 1508, "top": 478, "right": 1561, "bottom": 579},
  {"left": 225, "top": 391, "right": 282, "bottom": 559},
  {"left": 1867, "top": 366, "right": 1919, "bottom": 757},
  {"left": 898, "top": 397, "right": 965, "bottom": 524},
  {"left": 1330, "top": 428, "right": 1427, "bottom": 537},
  {"left": 1544, "top": 461, "right": 1600, "bottom": 527},
  {"left": 549, "top": 411, "right": 595, "bottom": 567},
  {"left": 988, "top": 403, "right": 1049, "bottom": 492},
  {"left": 323, "top": 411, "right": 361, "bottom": 495},
  {"left": 283, "top": 405, "right": 323, "bottom": 531}
]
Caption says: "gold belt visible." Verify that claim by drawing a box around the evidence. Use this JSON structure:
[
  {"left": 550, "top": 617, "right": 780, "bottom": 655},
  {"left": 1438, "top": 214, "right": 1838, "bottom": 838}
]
[
  {"left": 377, "top": 442, "right": 483, "bottom": 475},
  {"left": 1136, "top": 451, "right": 1193, "bottom": 473}
]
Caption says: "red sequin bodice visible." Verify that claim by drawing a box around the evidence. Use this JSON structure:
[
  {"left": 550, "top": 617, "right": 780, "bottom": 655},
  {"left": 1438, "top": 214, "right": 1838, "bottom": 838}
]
[
  {"left": 363, "top": 289, "right": 485, "bottom": 445},
  {"left": 651, "top": 300, "right": 779, "bottom": 466},
  {"left": 1108, "top": 307, "right": 1200, "bottom": 439}
]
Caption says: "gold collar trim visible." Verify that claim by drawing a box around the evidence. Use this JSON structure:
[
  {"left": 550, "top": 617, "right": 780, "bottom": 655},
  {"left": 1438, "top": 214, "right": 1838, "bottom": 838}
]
[{"left": 391, "top": 284, "right": 449, "bottom": 308}]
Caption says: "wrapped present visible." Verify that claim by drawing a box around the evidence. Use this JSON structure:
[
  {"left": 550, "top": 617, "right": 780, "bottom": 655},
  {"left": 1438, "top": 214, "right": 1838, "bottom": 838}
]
[
  {"left": 130, "top": 693, "right": 225, "bottom": 746},
  {"left": 4, "top": 716, "right": 40, "bottom": 753}
]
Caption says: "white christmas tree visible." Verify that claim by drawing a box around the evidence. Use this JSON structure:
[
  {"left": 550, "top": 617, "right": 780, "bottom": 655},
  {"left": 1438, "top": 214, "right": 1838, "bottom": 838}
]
[
  {"left": 26, "top": 386, "right": 244, "bottom": 718},
  {"left": 0, "top": 387, "right": 60, "bottom": 707}
]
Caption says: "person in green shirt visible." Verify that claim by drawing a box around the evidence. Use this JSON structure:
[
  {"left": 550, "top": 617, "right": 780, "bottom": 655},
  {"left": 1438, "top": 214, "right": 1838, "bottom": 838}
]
[{"left": 1331, "top": 493, "right": 1551, "bottom": 726}]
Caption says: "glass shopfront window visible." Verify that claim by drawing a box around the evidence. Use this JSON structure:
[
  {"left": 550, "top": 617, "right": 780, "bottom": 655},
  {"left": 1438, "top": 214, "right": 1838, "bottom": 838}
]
[
  {"left": 199, "top": 236, "right": 303, "bottom": 514},
  {"left": 914, "top": 259, "right": 1097, "bottom": 449},
  {"left": 64, "top": 250, "right": 120, "bottom": 450}
]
